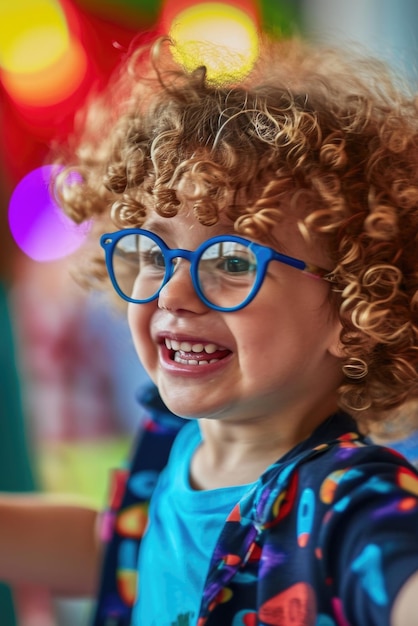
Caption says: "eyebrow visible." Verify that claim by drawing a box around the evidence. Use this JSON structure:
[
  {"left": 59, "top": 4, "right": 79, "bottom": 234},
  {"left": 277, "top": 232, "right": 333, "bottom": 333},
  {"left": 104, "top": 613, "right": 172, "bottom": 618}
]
[
  {"left": 140, "top": 219, "right": 301, "bottom": 261},
  {"left": 141, "top": 220, "right": 172, "bottom": 237},
  {"left": 141, "top": 220, "right": 235, "bottom": 241}
]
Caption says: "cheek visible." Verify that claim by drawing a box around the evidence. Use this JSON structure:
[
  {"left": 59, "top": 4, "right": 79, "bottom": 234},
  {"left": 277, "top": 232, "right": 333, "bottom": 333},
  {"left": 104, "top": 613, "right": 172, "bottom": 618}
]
[
  {"left": 127, "top": 302, "right": 140, "bottom": 340},
  {"left": 127, "top": 304, "right": 155, "bottom": 364}
]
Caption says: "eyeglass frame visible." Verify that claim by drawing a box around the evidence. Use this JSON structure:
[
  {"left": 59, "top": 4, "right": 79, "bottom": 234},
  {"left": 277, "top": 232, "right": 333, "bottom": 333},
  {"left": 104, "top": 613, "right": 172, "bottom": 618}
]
[{"left": 100, "top": 228, "right": 334, "bottom": 312}]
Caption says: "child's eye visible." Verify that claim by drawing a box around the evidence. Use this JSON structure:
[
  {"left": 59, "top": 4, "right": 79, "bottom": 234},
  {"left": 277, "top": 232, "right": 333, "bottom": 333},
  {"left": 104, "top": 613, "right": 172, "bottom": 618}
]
[
  {"left": 218, "top": 256, "right": 255, "bottom": 274},
  {"left": 140, "top": 248, "right": 165, "bottom": 268}
]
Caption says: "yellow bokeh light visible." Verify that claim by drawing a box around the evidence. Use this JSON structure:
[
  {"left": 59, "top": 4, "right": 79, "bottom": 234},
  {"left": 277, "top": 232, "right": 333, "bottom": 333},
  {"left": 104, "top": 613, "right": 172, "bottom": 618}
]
[
  {"left": 0, "top": 0, "right": 69, "bottom": 73},
  {"left": 1, "top": 36, "right": 87, "bottom": 106},
  {"left": 169, "top": 2, "right": 259, "bottom": 83}
]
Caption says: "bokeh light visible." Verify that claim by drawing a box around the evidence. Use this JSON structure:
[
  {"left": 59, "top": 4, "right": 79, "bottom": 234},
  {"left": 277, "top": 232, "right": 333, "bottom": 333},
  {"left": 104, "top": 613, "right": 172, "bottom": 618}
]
[
  {"left": 8, "top": 165, "right": 91, "bottom": 262},
  {"left": 0, "top": 0, "right": 69, "bottom": 73},
  {"left": 166, "top": 1, "right": 260, "bottom": 82},
  {"left": 1, "top": 36, "right": 87, "bottom": 106},
  {"left": 0, "top": 0, "right": 87, "bottom": 106}
]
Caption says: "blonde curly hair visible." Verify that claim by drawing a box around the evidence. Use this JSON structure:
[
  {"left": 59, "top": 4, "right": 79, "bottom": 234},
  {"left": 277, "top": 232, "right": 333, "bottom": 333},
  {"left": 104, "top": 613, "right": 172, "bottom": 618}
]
[{"left": 53, "top": 34, "right": 418, "bottom": 423}]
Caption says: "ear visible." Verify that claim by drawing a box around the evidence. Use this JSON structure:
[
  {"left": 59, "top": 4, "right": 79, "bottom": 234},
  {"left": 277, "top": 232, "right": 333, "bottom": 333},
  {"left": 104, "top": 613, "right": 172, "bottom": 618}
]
[{"left": 327, "top": 318, "right": 344, "bottom": 358}]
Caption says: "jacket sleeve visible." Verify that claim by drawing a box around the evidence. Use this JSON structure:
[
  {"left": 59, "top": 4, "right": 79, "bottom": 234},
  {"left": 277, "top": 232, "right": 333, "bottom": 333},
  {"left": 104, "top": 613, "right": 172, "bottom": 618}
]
[
  {"left": 91, "top": 384, "right": 185, "bottom": 626},
  {"left": 317, "top": 445, "right": 418, "bottom": 626}
]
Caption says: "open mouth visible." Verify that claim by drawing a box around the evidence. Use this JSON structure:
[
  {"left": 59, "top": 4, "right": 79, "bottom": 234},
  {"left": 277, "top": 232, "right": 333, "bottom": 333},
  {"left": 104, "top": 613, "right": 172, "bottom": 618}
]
[{"left": 164, "top": 338, "right": 231, "bottom": 365}]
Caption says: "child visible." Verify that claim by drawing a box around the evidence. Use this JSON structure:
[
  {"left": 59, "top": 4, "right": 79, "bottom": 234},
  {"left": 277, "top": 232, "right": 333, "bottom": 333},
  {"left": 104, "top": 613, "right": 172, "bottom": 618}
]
[{"left": 4, "top": 33, "right": 418, "bottom": 626}]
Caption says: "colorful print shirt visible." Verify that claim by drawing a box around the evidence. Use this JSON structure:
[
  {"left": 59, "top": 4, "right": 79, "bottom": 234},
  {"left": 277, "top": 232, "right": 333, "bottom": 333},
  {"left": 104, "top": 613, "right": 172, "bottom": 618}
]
[{"left": 92, "top": 385, "right": 418, "bottom": 626}]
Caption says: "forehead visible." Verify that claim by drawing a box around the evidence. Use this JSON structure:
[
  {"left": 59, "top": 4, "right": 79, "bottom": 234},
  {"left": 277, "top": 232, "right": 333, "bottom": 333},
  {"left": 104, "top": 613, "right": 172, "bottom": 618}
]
[
  {"left": 142, "top": 202, "right": 328, "bottom": 266},
  {"left": 140, "top": 170, "right": 331, "bottom": 266},
  {"left": 143, "top": 207, "right": 233, "bottom": 240}
]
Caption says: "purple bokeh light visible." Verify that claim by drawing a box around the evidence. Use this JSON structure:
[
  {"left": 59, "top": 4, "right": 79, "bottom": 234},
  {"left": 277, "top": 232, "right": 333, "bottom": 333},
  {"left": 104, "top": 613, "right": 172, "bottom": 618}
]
[{"left": 8, "top": 164, "right": 92, "bottom": 262}]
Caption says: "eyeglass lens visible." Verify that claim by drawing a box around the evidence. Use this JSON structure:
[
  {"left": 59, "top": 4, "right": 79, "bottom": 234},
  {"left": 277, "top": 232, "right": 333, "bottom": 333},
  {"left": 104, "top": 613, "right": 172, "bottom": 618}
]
[{"left": 111, "top": 232, "right": 258, "bottom": 309}]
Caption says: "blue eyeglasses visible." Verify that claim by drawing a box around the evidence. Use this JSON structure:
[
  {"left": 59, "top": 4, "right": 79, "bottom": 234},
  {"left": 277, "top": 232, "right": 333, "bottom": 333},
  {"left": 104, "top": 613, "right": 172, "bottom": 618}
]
[{"left": 100, "top": 228, "right": 333, "bottom": 312}]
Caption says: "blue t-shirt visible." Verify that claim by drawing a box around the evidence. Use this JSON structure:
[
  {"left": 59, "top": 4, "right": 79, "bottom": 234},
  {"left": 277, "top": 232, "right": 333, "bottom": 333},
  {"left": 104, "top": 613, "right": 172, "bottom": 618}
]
[{"left": 132, "top": 421, "right": 253, "bottom": 626}]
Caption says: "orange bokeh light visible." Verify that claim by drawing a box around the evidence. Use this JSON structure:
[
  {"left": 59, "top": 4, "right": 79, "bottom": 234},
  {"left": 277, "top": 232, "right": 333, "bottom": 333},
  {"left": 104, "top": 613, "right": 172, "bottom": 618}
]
[{"left": 1, "top": 35, "right": 87, "bottom": 106}]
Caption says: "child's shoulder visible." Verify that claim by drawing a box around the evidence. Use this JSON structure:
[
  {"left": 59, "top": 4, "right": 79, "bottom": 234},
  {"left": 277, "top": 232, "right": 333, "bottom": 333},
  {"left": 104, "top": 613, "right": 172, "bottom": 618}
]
[
  {"left": 274, "top": 412, "right": 418, "bottom": 492},
  {"left": 254, "top": 416, "right": 418, "bottom": 538}
]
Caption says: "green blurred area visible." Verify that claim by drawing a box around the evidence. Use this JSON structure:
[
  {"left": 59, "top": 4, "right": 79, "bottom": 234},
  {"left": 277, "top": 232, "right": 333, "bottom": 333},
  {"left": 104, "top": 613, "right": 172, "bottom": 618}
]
[
  {"left": 260, "top": 0, "right": 302, "bottom": 36},
  {"left": 73, "top": 0, "right": 161, "bottom": 27},
  {"left": 0, "top": 282, "right": 37, "bottom": 626},
  {"left": 37, "top": 437, "right": 131, "bottom": 508}
]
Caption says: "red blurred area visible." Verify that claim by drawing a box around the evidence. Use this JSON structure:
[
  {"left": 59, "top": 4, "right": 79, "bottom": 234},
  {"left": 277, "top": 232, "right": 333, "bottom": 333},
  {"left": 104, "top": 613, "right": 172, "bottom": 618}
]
[
  {"left": 1, "top": 37, "right": 88, "bottom": 108},
  {"left": 0, "top": 0, "right": 264, "bottom": 187},
  {"left": 0, "top": 0, "right": 159, "bottom": 186}
]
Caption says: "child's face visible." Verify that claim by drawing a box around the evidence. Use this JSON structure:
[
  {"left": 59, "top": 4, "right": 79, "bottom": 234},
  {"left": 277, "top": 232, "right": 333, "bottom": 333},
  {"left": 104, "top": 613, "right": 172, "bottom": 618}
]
[{"left": 127, "top": 205, "right": 344, "bottom": 425}]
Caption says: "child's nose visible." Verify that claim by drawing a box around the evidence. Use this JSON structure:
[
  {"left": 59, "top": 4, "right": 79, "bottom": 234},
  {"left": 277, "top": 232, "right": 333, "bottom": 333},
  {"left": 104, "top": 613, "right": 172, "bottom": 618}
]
[{"left": 157, "top": 260, "right": 208, "bottom": 313}]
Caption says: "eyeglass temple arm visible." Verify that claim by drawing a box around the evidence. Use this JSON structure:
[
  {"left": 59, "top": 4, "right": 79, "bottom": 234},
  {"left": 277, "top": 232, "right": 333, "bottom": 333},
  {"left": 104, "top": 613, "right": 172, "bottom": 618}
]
[
  {"left": 303, "top": 263, "right": 336, "bottom": 282},
  {"left": 271, "top": 250, "right": 334, "bottom": 282}
]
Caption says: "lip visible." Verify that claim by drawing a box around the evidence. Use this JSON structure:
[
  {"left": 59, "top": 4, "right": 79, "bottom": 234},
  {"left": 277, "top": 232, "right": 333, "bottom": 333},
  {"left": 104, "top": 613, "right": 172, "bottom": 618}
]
[{"left": 156, "top": 333, "right": 233, "bottom": 377}]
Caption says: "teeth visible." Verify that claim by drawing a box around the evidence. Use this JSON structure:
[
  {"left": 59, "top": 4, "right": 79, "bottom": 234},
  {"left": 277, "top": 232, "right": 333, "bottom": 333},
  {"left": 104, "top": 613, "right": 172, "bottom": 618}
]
[
  {"left": 174, "top": 354, "right": 220, "bottom": 365},
  {"left": 165, "top": 338, "right": 221, "bottom": 354},
  {"left": 204, "top": 343, "right": 218, "bottom": 354}
]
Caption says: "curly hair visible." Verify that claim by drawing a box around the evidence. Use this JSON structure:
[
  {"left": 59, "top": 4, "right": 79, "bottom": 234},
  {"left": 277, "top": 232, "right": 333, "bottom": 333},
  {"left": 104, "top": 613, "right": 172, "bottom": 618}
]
[{"left": 53, "top": 34, "right": 418, "bottom": 423}]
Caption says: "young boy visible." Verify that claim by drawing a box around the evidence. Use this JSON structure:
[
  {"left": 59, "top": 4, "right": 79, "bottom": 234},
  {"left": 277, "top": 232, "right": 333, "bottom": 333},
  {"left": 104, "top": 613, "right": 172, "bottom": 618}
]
[{"left": 3, "top": 33, "right": 418, "bottom": 625}]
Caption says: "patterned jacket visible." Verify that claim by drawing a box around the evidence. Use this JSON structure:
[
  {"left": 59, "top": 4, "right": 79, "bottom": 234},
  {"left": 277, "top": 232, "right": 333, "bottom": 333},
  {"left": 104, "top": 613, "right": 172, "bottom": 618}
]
[{"left": 92, "top": 385, "right": 418, "bottom": 626}]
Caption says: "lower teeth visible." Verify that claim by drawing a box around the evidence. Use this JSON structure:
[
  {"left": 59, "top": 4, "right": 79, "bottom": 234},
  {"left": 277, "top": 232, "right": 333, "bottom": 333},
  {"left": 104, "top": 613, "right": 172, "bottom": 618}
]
[{"left": 174, "top": 353, "right": 219, "bottom": 365}]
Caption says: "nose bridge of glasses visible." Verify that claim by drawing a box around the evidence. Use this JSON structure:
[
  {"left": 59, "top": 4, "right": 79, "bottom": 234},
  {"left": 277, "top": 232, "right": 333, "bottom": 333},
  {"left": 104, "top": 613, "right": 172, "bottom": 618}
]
[
  {"left": 167, "top": 247, "right": 195, "bottom": 270},
  {"left": 164, "top": 247, "right": 198, "bottom": 287},
  {"left": 158, "top": 246, "right": 208, "bottom": 309}
]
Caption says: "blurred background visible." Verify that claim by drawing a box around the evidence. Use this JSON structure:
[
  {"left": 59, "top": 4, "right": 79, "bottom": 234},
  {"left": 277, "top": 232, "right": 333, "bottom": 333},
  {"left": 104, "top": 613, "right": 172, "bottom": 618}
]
[{"left": 1, "top": 0, "right": 418, "bottom": 624}]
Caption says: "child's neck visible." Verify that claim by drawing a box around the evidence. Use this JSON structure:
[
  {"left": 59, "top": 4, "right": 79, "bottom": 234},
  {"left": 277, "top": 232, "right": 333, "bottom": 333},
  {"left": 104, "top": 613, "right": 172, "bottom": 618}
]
[
  {"left": 189, "top": 442, "right": 285, "bottom": 490},
  {"left": 189, "top": 399, "right": 339, "bottom": 490}
]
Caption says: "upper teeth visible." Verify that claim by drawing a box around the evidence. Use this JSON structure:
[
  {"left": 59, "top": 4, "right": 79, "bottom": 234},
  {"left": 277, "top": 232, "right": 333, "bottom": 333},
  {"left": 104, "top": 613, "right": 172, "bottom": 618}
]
[{"left": 164, "top": 339, "right": 220, "bottom": 354}]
